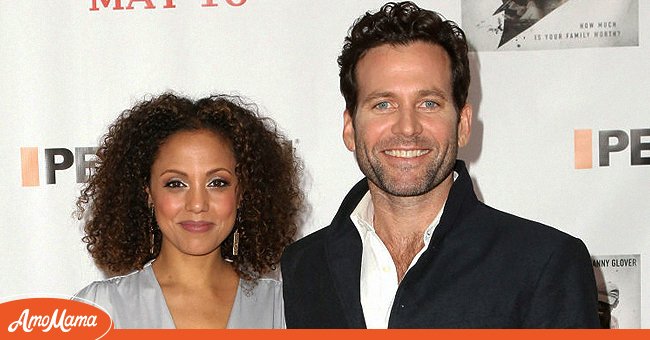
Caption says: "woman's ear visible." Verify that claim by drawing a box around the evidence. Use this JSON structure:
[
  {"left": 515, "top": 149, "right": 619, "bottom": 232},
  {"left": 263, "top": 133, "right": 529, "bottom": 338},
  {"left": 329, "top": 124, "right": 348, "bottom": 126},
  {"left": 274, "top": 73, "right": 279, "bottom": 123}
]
[
  {"left": 145, "top": 186, "right": 153, "bottom": 206},
  {"left": 237, "top": 186, "right": 243, "bottom": 210}
]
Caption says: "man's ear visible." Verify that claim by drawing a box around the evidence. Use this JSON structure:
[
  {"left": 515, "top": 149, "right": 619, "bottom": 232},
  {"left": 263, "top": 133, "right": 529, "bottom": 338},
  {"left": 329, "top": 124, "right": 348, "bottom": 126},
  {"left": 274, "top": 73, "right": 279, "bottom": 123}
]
[
  {"left": 457, "top": 103, "right": 473, "bottom": 148},
  {"left": 342, "top": 109, "right": 356, "bottom": 152}
]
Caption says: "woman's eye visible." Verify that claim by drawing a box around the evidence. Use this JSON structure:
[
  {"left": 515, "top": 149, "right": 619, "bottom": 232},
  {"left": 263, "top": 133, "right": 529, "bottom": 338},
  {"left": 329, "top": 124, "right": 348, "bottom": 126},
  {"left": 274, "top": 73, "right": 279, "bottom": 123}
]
[
  {"left": 208, "top": 179, "right": 229, "bottom": 188},
  {"left": 164, "top": 180, "right": 186, "bottom": 188}
]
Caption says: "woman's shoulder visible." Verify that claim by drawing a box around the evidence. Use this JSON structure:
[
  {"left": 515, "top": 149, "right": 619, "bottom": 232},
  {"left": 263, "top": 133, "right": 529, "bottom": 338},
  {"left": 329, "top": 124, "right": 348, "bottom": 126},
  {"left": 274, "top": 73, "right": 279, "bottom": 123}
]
[
  {"left": 237, "top": 267, "right": 284, "bottom": 303},
  {"left": 73, "top": 263, "right": 155, "bottom": 303},
  {"left": 229, "top": 268, "right": 285, "bottom": 328},
  {"left": 248, "top": 267, "right": 283, "bottom": 290},
  {"left": 258, "top": 265, "right": 282, "bottom": 281},
  {"left": 72, "top": 262, "right": 174, "bottom": 328}
]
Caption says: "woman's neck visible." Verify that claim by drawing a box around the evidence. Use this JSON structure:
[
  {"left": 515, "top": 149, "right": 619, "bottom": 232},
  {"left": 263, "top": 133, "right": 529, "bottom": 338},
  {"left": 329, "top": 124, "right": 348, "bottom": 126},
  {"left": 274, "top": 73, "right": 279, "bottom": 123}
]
[{"left": 151, "top": 246, "right": 238, "bottom": 289}]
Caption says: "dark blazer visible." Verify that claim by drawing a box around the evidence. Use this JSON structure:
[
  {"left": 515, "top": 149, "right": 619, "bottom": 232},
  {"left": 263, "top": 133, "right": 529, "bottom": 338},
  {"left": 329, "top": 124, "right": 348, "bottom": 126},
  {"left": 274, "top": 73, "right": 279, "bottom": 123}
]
[{"left": 281, "top": 160, "right": 600, "bottom": 328}]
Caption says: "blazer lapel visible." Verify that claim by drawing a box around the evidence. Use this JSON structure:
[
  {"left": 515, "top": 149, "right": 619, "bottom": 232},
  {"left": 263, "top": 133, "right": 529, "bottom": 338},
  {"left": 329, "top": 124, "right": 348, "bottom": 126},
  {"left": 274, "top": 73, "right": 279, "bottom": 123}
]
[
  {"left": 429, "top": 160, "right": 478, "bottom": 249},
  {"left": 324, "top": 178, "right": 368, "bottom": 328}
]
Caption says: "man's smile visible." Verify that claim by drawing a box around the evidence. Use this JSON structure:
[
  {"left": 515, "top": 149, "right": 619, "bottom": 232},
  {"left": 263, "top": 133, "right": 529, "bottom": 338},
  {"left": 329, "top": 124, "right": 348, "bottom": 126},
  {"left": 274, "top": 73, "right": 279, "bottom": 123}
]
[{"left": 383, "top": 149, "right": 430, "bottom": 158}]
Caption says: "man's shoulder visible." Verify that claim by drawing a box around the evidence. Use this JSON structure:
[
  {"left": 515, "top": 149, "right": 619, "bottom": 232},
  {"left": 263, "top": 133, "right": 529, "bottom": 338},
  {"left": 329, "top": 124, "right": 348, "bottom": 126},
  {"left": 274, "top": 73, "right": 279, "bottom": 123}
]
[
  {"left": 284, "top": 225, "right": 331, "bottom": 258},
  {"left": 471, "top": 202, "right": 583, "bottom": 248}
]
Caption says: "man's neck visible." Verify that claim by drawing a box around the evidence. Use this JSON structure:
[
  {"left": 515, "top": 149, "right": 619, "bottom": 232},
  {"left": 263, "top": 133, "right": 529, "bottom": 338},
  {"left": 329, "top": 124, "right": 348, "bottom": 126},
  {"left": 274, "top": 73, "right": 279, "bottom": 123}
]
[{"left": 368, "top": 175, "right": 453, "bottom": 282}]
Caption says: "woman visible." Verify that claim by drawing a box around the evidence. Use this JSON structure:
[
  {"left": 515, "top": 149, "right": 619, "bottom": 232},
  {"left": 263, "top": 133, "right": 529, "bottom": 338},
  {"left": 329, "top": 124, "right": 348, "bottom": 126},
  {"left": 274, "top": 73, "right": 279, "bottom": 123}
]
[{"left": 74, "top": 92, "right": 303, "bottom": 328}]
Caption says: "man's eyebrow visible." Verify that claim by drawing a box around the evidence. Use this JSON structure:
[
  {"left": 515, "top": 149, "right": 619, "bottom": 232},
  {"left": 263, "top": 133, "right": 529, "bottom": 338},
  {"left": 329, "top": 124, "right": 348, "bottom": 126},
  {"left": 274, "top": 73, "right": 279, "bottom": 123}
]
[
  {"left": 417, "top": 89, "right": 448, "bottom": 99},
  {"left": 363, "top": 91, "right": 394, "bottom": 101}
]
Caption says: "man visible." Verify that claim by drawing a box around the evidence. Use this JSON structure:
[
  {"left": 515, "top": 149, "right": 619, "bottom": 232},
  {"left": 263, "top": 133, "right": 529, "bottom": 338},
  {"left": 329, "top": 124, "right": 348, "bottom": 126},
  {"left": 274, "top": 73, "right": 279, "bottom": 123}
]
[{"left": 281, "top": 1, "right": 599, "bottom": 328}]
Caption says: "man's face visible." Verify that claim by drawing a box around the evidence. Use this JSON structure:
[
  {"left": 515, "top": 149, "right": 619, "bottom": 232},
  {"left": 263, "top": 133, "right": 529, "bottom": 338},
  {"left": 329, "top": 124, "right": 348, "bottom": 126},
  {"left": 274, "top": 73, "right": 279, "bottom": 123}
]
[{"left": 343, "top": 41, "right": 471, "bottom": 197}]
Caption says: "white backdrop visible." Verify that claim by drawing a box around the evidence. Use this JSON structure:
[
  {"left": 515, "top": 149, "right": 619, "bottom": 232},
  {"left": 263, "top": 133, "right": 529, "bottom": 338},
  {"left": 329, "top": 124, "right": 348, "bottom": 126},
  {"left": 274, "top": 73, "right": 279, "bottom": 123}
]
[{"left": 1, "top": 0, "right": 647, "bottom": 328}]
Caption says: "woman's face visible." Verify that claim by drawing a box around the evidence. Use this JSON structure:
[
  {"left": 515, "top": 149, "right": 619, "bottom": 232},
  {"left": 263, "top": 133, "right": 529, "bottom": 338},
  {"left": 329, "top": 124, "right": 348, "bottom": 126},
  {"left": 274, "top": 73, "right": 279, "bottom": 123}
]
[{"left": 148, "top": 129, "right": 239, "bottom": 258}]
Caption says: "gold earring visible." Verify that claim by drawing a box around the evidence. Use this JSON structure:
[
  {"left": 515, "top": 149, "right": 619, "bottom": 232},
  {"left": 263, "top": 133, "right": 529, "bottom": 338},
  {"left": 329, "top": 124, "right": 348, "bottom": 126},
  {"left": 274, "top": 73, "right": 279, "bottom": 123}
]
[
  {"left": 232, "top": 210, "right": 243, "bottom": 256},
  {"left": 149, "top": 205, "right": 156, "bottom": 255},
  {"left": 232, "top": 228, "right": 240, "bottom": 256}
]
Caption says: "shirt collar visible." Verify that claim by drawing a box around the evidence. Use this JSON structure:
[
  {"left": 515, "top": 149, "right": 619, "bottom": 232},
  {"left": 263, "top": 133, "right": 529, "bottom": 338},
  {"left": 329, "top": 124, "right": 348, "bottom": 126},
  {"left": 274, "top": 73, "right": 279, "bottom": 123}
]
[{"left": 350, "top": 171, "right": 459, "bottom": 242}]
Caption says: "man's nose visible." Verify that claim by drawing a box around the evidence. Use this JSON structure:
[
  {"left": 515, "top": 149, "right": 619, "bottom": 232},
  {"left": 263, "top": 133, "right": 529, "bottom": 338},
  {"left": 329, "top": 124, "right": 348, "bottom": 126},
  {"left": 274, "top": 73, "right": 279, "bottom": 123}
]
[{"left": 391, "top": 107, "right": 423, "bottom": 137}]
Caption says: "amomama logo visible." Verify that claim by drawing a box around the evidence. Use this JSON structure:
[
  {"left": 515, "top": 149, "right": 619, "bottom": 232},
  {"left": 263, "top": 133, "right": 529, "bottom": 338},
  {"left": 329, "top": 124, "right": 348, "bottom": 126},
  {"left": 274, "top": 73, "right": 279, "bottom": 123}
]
[
  {"left": 574, "top": 129, "right": 650, "bottom": 169},
  {"left": 20, "top": 147, "right": 97, "bottom": 186},
  {"left": 0, "top": 297, "right": 112, "bottom": 339}
]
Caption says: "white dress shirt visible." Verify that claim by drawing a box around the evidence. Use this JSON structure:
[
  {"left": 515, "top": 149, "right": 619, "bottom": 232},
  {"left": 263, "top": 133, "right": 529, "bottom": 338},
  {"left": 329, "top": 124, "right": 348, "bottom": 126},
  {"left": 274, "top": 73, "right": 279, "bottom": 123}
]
[{"left": 350, "top": 172, "right": 456, "bottom": 328}]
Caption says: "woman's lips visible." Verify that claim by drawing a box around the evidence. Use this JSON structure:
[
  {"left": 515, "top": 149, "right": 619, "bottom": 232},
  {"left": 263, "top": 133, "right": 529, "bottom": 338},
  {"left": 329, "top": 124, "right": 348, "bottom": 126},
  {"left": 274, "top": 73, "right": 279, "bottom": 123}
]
[{"left": 180, "top": 221, "right": 214, "bottom": 233}]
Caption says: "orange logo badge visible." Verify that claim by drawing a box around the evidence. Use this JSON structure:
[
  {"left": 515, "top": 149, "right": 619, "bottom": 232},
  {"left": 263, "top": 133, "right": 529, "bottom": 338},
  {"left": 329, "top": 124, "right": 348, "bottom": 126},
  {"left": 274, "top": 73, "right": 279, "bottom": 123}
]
[{"left": 0, "top": 297, "right": 112, "bottom": 339}]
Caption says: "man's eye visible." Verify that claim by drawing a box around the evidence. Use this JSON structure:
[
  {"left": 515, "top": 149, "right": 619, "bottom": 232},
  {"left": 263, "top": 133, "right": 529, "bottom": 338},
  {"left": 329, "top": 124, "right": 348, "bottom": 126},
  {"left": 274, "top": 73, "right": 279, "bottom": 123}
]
[
  {"left": 422, "top": 100, "right": 437, "bottom": 108},
  {"left": 375, "top": 101, "right": 390, "bottom": 110},
  {"left": 164, "top": 180, "right": 186, "bottom": 188}
]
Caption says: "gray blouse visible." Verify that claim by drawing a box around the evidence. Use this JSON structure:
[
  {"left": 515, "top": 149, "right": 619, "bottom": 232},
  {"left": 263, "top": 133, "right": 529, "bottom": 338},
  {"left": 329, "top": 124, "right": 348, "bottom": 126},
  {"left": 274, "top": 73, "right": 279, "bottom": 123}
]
[{"left": 73, "top": 261, "right": 285, "bottom": 329}]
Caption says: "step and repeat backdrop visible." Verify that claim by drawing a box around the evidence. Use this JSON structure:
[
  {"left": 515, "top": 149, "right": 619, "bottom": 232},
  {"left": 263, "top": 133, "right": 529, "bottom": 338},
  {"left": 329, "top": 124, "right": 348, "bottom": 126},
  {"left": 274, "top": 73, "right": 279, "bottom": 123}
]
[{"left": 1, "top": 0, "right": 647, "bottom": 328}]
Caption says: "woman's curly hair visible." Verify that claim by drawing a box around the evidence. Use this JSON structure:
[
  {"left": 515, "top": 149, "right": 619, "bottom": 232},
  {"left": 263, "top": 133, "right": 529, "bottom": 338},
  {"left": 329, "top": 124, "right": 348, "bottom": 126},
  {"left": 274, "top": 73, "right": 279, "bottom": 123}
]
[{"left": 76, "top": 92, "right": 304, "bottom": 281}]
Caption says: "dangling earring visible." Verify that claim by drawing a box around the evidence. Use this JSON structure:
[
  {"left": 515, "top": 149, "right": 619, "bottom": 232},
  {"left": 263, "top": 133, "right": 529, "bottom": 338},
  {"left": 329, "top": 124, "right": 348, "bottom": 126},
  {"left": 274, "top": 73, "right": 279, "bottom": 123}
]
[
  {"left": 232, "top": 229, "right": 240, "bottom": 256},
  {"left": 232, "top": 211, "right": 241, "bottom": 256},
  {"left": 149, "top": 204, "right": 156, "bottom": 255}
]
